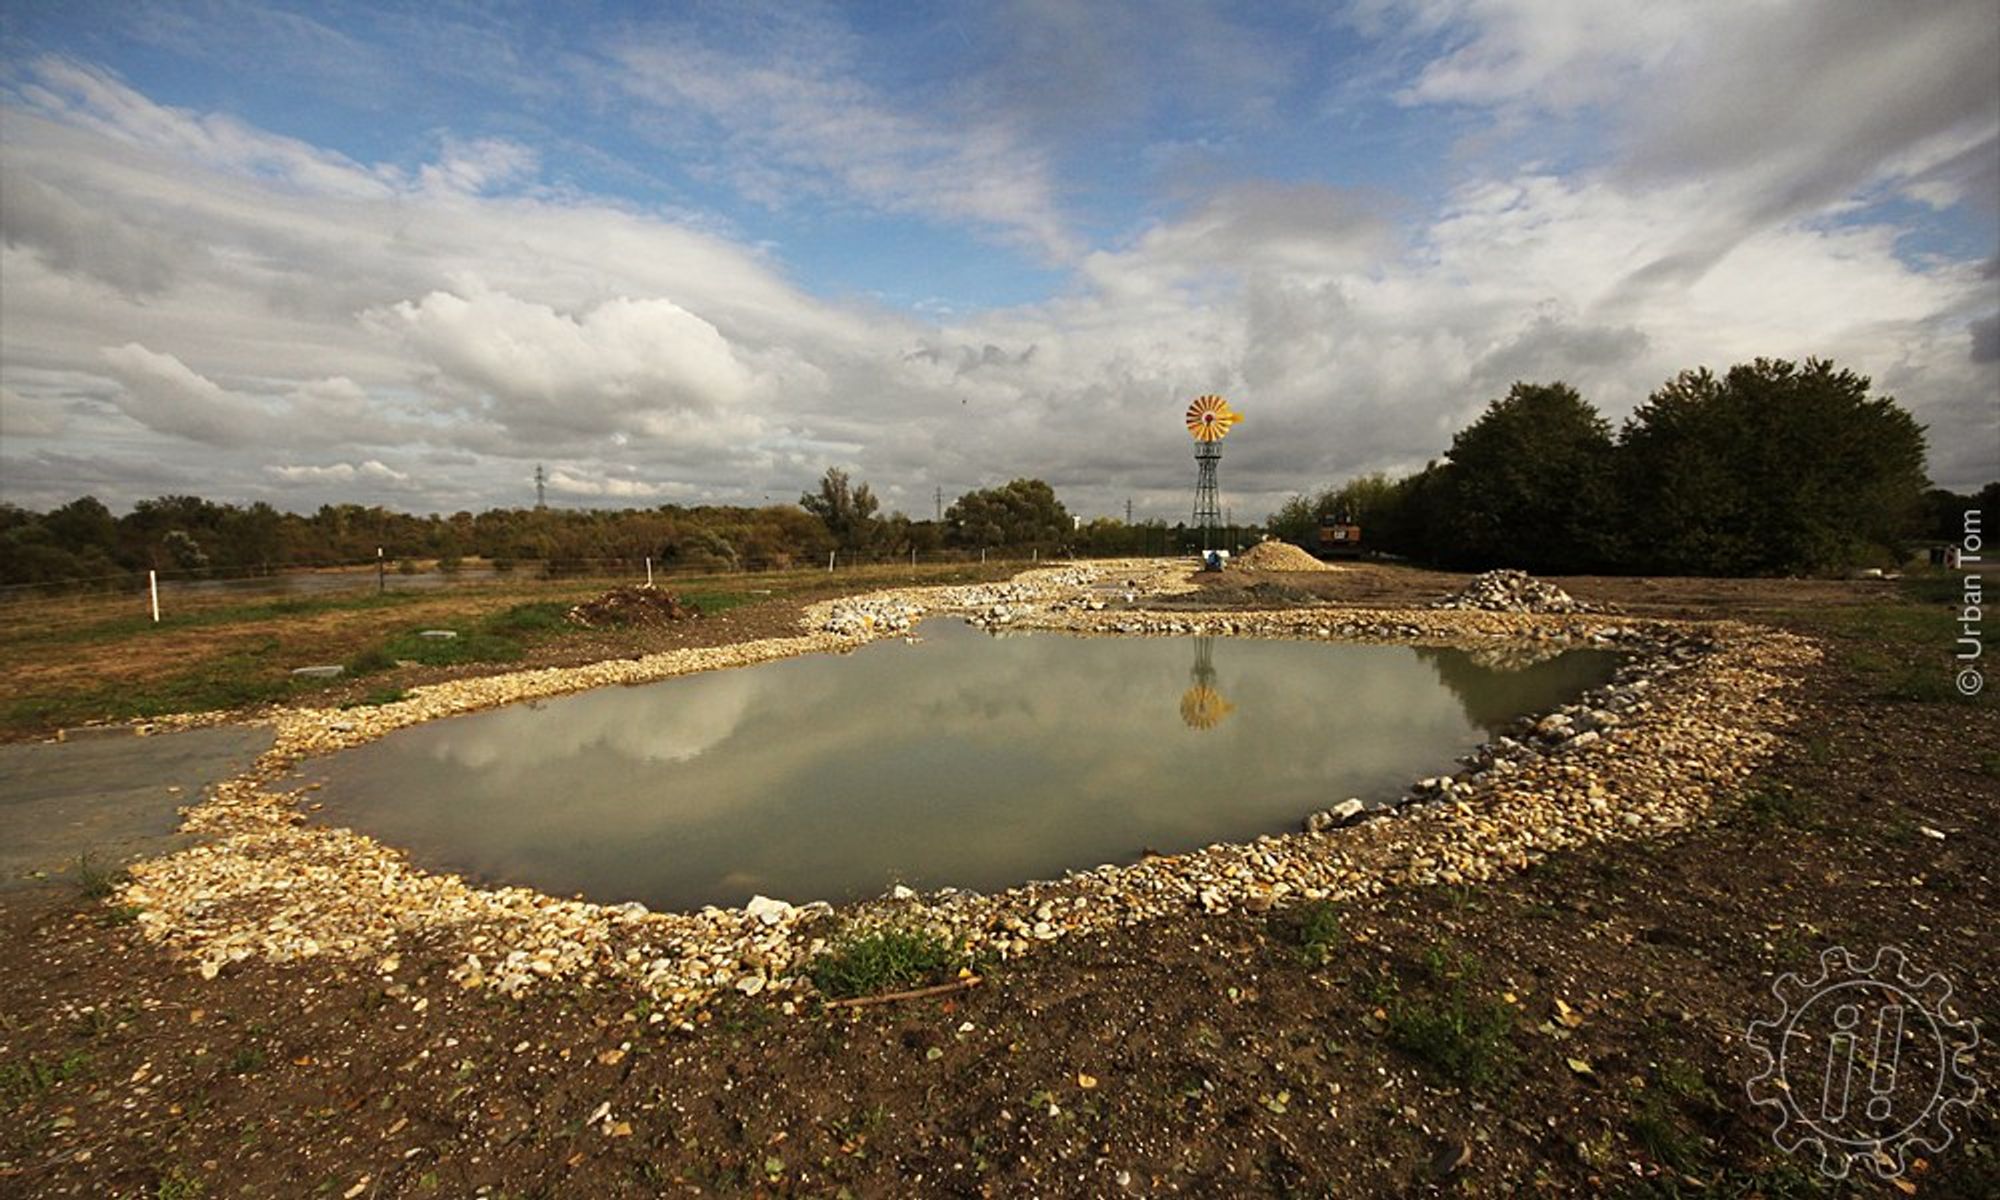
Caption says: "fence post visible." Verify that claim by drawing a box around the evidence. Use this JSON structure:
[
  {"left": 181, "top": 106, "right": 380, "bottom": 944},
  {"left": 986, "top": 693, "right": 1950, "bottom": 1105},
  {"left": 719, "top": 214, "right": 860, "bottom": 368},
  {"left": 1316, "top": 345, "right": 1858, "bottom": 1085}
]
[
  {"left": 377, "top": 547, "right": 385, "bottom": 595},
  {"left": 645, "top": 556, "right": 653, "bottom": 587},
  {"left": 149, "top": 569, "right": 160, "bottom": 623},
  {"left": 827, "top": 550, "right": 836, "bottom": 573},
  {"left": 910, "top": 547, "right": 917, "bottom": 568}
]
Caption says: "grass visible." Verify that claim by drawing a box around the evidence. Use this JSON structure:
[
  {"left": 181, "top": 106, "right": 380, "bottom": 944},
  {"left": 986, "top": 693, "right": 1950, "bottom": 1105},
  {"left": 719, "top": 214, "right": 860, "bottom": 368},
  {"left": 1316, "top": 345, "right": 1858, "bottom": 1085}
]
[
  {"left": 1738, "top": 783, "right": 1813, "bottom": 828},
  {"left": 1780, "top": 592, "right": 1990, "bottom": 709},
  {"left": 1268, "top": 899, "right": 1344, "bottom": 966},
  {"left": 0, "top": 1051, "right": 94, "bottom": 1103},
  {"left": 808, "top": 926, "right": 965, "bottom": 1000},
  {"left": 73, "top": 852, "right": 127, "bottom": 900},
  {"left": 155, "top": 1167, "right": 207, "bottom": 1200},
  {"left": 1, "top": 561, "right": 1024, "bottom": 738},
  {"left": 1376, "top": 940, "right": 1520, "bottom": 1090}
]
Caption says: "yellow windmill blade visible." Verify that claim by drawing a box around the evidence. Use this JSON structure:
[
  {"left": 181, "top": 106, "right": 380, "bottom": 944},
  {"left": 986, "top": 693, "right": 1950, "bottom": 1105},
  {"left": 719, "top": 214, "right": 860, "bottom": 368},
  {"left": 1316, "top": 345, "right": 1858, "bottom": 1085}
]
[{"left": 1185, "top": 394, "right": 1244, "bottom": 442}]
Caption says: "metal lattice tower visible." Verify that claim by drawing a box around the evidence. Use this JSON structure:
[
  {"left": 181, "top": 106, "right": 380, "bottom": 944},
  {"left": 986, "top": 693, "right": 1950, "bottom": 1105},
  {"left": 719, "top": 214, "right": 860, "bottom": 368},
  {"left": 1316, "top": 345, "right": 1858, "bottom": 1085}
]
[
  {"left": 1183, "top": 394, "right": 1242, "bottom": 552},
  {"left": 1191, "top": 442, "right": 1222, "bottom": 548},
  {"left": 534, "top": 464, "right": 547, "bottom": 510}
]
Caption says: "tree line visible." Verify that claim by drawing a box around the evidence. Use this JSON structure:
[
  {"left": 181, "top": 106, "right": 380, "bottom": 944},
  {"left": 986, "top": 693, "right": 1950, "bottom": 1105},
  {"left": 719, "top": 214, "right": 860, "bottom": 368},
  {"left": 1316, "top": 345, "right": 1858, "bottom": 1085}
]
[
  {"left": 0, "top": 474, "right": 1183, "bottom": 590},
  {"left": 1269, "top": 357, "right": 1992, "bottom": 576}
]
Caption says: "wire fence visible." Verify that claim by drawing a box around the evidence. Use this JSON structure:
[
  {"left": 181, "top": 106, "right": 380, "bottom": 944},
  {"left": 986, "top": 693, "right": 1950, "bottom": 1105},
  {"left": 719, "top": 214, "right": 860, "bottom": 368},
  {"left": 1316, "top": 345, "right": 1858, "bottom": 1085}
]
[{"left": 0, "top": 547, "right": 1181, "bottom": 617}]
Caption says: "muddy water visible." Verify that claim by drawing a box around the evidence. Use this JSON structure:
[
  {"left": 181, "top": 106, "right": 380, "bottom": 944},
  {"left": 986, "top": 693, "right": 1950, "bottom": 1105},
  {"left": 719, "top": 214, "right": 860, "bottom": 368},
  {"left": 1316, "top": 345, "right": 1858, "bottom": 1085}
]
[{"left": 306, "top": 621, "right": 1618, "bottom": 912}]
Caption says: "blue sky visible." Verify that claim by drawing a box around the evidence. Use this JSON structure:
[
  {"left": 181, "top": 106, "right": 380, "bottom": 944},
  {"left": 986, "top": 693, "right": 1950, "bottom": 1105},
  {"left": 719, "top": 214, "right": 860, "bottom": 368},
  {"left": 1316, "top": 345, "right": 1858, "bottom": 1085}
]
[{"left": 2, "top": 0, "right": 1995, "bottom": 516}]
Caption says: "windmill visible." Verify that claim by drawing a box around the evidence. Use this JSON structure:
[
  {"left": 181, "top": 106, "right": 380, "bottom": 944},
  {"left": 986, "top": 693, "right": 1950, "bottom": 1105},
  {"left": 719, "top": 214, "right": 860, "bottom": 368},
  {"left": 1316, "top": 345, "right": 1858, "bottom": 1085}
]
[
  {"left": 1179, "top": 636, "right": 1234, "bottom": 731},
  {"left": 1185, "top": 394, "right": 1243, "bottom": 551}
]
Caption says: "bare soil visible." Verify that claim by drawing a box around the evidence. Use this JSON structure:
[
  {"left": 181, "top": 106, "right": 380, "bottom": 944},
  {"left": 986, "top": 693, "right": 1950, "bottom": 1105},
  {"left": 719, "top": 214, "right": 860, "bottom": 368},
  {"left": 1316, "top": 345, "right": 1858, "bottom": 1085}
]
[{"left": 0, "top": 570, "right": 1993, "bottom": 1197}]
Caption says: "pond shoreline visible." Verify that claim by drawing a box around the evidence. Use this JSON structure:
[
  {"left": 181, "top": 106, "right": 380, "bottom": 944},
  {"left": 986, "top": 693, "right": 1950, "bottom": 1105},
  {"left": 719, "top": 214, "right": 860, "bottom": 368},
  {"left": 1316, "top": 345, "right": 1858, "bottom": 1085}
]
[{"left": 115, "top": 560, "right": 1813, "bottom": 1020}]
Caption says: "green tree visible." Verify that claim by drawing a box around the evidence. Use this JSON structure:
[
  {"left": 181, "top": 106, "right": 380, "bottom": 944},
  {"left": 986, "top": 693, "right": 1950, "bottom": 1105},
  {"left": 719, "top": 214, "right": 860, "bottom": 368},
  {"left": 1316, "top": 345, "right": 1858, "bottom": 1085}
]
[
  {"left": 1617, "top": 358, "right": 1928, "bottom": 574},
  {"left": 800, "top": 467, "right": 881, "bottom": 552},
  {"left": 945, "top": 479, "right": 1073, "bottom": 548},
  {"left": 1433, "top": 382, "right": 1617, "bottom": 572}
]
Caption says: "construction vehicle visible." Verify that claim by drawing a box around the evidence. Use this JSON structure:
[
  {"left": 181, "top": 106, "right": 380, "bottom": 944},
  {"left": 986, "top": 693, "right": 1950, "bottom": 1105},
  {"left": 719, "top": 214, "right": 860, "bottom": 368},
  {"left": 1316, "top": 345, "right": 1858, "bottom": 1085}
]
[{"left": 1314, "top": 511, "right": 1363, "bottom": 558}]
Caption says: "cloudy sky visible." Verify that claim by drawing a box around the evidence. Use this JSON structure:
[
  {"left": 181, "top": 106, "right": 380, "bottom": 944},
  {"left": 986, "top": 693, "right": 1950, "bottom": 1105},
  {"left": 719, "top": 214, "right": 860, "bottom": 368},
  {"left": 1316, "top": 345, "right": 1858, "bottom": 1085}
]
[{"left": 2, "top": 0, "right": 1995, "bottom": 521}]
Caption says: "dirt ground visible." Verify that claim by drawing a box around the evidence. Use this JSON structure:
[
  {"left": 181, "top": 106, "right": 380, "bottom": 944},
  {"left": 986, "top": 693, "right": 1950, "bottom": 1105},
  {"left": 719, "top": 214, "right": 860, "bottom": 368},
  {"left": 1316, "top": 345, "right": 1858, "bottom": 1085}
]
[
  {"left": 1191, "top": 559, "right": 1907, "bottom": 618},
  {"left": 0, "top": 566, "right": 1993, "bottom": 1197}
]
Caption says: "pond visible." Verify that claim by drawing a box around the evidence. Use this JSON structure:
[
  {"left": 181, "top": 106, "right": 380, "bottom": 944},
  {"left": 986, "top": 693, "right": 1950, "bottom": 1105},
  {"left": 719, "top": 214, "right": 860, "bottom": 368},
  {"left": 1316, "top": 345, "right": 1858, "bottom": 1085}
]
[{"left": 304, "top": 620, "right": 1619, "bottom": 912}]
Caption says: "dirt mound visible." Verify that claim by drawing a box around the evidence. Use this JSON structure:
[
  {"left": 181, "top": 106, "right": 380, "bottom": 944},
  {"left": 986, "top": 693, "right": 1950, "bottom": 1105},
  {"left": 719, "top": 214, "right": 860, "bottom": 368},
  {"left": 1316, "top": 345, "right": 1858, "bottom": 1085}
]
[
  {"left": 565, "top": 587, "right": 703, "bottom": 629},
  {"left": 1233, "top": 541, "right": 1338, "bottom": 572},
  {"left": 1431, "top": 569, "right": 1600, "bottom": 614}
]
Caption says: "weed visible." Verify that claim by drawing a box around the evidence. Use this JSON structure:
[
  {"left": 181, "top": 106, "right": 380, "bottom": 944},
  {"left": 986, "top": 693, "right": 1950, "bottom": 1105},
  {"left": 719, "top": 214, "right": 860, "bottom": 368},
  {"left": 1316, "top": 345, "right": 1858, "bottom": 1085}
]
[
  {"left": 155, "top": 1166, "right": 207, "bottom": 1199},
  {"left": 1384, "top": 992, "right": 1518, "bottom": 1089},
  {"left": 1268, "top": 899, "right": 1344, "bottom": 966},
  {"left": 73, "top": 852, "right": 126, "bottom": 900},
  {"left": 0, "top": 1051, "right": 93, "bottom": 1102},
  {"left": 1739, "top": 785, "right": 1812, "bottom": 828},
  {"left": 809, "top": 926, "right": 964, "bottom": 1000},
  {"left": 227, "top": 1046, "right": 267, "bottom": 1075},
  {"left": 1981, "top": 752, "right": 2000, "bottom": 779},
  {"left": 1379, "top": 940, "right": 1518, "bottom": 1089}
]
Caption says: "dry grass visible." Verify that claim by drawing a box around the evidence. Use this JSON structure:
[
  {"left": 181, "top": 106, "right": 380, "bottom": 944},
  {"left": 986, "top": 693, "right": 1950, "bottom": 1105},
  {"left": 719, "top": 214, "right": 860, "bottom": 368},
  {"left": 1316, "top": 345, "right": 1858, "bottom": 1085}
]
[{"left": 0, "top": 560, "right": 1021, "bottom": 739}]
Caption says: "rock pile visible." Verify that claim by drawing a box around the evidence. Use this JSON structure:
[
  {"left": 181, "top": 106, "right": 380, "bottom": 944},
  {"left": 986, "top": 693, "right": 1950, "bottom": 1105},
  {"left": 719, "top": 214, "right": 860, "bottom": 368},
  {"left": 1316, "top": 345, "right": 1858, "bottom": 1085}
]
[
  {"left": 566, "top": 587, "right": 702, "bottom": 629},
  {"left": 1234, "top": 541, "right": 1338, "bottom": 572},
  {"left": 1432, "top": 569, "right": 1600, "bottom": 614}
]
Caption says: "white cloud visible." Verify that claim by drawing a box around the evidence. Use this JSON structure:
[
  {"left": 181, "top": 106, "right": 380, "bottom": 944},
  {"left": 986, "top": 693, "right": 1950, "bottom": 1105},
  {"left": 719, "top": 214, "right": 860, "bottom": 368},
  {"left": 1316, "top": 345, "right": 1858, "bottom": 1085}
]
[
  {"left": 267, "top": 460, "right": 414, "bottom": 486},
  {"left": 97, "top": 343, "right": 274, "bottom": 447},
  {"left": 544, "top": 470, "right": 694, "bottom": 501},
  {"left": 373, "top": 287, "right": 754, "bottom": 440},
  {"left": 610, "top": 34, "right": 1077, "bottom": 259}
]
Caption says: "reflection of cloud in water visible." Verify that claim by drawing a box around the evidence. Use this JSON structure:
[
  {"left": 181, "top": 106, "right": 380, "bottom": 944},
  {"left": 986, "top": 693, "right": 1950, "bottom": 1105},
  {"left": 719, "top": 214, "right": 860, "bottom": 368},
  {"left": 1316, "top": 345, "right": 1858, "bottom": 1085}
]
[
  {"left": 311, "top": 622, "right": 1618, "bottom": 911},
  {"left": 425, "top": 670, "right": 762, "bottom": 770}
]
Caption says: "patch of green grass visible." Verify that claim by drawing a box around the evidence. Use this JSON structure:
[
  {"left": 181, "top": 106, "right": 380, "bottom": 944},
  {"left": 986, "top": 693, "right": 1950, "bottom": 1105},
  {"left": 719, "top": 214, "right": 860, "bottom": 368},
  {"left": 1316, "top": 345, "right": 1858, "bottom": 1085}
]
[
  {"left": 1981, "top": 752, "right": 2000, "bottom": 779},
  {"left": 1268, "top": 899, "right": 1344, "bottom": 966},
  {"left": 0, "top": 1051, "right": 94, "bottom": 1103},
  {"left": 73, "top": 852, "right": 126, "bottom": 900},
  {"left": 808, "top": 926, "right": 965, "bottom": 1000},
  {"left": 480, "top": 601, "right": 572, "bottom": 637},
  {"left": 1738, "top": 784, "right": 1812, "bottom": 828},
  {"left": 226, "top": 1046, "right": 267, "bottom": 1075},
  {"left": 1378, "top": 940, "right": 1519, "bottom": 1090},
  {"left": 155, "top": 1166, "right": 207, "bottom": 1200}
]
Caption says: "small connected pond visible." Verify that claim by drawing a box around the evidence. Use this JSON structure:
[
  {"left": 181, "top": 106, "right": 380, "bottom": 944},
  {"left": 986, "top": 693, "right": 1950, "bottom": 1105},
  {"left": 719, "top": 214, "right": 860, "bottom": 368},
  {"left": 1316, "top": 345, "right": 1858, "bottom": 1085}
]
[{"left": 305, "top": 621, "right": 1619, "bottom": 912}]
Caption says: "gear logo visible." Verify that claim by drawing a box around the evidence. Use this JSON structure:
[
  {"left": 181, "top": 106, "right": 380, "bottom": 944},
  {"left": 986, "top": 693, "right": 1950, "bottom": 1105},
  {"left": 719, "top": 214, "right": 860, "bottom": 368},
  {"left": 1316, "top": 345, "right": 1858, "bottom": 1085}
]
[{"left": 1747, "top": 945, "right": 1981, "bottom": 1179}]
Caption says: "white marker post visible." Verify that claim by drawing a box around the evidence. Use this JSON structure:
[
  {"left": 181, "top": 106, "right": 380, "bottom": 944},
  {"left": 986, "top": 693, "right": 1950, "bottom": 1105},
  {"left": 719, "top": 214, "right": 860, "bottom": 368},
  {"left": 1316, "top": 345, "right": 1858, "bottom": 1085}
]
[
  {"left": 827, "top": 550, "right": 836, "bottom": 573},
  {"left": 645, "top": 556, "right": 653, "bottom": 587},
  {"left": 149, "top": 569, "right": 160, "bottom": 623}
]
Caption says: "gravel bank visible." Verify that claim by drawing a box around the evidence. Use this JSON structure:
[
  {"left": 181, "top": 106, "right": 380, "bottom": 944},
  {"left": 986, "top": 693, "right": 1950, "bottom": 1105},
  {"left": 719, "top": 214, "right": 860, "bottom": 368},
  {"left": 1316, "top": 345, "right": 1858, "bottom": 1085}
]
[{"left": 118, "top": 559, "right": 1817, "bottom": 1027}]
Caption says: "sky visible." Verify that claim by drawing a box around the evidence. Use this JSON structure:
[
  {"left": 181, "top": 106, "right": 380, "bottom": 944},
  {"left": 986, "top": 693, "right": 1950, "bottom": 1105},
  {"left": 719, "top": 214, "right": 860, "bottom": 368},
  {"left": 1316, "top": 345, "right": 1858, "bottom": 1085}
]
[{"left": 1, "top": 0, "right": 1995, "bottom": 522}]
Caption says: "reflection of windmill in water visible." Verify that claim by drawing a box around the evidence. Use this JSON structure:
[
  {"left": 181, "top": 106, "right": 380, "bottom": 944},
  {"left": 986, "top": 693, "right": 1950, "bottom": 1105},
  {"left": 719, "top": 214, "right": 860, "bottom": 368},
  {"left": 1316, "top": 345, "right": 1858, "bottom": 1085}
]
[{"left": 1179, "top": 636, "right": 1235, "bottom": 731}]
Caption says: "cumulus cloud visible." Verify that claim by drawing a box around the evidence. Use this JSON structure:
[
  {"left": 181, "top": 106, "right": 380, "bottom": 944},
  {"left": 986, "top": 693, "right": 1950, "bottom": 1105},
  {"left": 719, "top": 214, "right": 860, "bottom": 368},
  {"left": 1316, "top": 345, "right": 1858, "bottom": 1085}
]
[{"left": 373, "top": 287, "right": 754, "bottom": 440}]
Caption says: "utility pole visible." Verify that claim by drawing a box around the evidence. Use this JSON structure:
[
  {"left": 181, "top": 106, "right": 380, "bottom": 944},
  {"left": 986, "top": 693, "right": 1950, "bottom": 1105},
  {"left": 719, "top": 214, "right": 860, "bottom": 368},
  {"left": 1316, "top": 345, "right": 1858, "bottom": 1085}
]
[
  {"left": 534, "top": 464, "right": 547, "bottom": 510},
  {"left": 1125, "top": 498, "right": 1133, "bottom": 524},
  {"left": 934, "top": 486, "right": 944, "bottom": 523}
]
